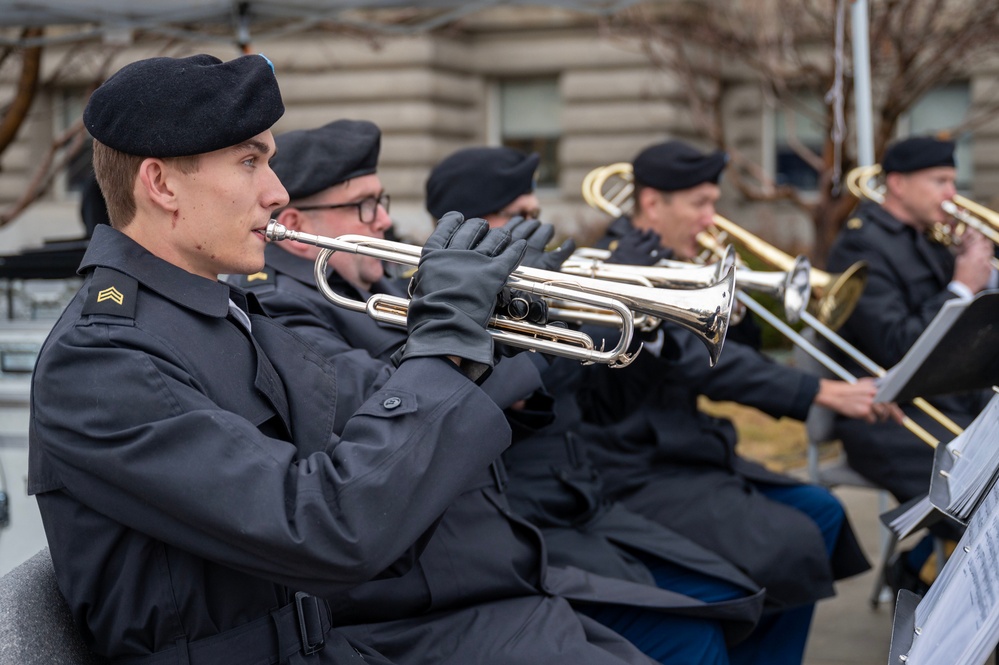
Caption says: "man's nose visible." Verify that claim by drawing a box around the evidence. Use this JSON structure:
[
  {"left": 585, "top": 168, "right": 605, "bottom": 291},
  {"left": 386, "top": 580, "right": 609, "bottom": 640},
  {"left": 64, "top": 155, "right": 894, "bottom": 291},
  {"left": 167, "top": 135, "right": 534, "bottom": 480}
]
[
  {"left": 266, "top": 169, "right": 290, "bottom": 209},
  {"left": 372, "top": 203, "right": 392, "bottom": 232}
]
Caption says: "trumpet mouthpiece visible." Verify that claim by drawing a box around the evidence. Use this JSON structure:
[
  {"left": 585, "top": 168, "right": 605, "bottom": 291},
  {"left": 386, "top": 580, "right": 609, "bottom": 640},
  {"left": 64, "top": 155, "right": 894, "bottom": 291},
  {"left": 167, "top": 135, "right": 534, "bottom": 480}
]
[{"left": 265, "top": 219, "right": 289, "bottom": 241}]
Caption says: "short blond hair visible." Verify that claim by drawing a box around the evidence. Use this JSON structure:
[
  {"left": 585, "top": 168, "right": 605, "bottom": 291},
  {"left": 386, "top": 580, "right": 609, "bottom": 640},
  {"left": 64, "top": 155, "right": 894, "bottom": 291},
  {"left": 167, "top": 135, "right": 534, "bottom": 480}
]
[{"left": 91, "top": 140, "right": 200, "bottom": 230}]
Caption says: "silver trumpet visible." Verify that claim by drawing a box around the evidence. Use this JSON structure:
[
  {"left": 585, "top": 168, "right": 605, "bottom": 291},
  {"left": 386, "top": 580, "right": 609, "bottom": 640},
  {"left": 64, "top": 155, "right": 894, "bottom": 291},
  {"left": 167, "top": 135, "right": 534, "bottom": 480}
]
[
  {"left": 265, "top": 220, "right": 736, "bottom": 367},
  {"left": 565, "top": 246, "right": 810, "bottom": 323}
]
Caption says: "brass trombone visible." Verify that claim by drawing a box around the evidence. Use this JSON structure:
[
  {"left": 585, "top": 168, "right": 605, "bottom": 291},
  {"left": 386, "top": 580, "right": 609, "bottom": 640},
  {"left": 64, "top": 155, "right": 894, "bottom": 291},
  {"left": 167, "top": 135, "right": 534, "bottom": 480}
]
[
  {"left": 265, "top": 220, "right": 736, "bottom": 367},
  {"left": 582, "top": 163, "right": 945, "bottom": 446},
  {"left": 585, "top": 162, "right": 869, "bottom": 331}
]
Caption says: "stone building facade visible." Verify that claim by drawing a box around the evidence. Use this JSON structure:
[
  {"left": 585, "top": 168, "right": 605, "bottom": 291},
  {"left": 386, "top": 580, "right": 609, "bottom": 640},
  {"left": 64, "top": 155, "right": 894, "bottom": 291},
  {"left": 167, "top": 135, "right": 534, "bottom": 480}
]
[{"left": 1, "top": 7, "right": 997, "bottom": 257}]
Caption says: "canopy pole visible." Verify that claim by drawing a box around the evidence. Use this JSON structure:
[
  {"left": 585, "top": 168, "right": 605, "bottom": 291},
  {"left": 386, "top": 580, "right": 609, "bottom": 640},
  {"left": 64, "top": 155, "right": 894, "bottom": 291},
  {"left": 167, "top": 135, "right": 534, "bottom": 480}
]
[{"left": 851, "top": 0, "right": 874, "bottom": 166}]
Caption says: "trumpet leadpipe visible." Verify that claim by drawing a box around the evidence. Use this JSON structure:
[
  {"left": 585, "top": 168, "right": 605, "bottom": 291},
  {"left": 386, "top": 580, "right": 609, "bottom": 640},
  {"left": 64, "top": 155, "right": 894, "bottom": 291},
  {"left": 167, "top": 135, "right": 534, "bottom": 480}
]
[{"left": 266, "top": 222, "right": 639, "bottom": 367}]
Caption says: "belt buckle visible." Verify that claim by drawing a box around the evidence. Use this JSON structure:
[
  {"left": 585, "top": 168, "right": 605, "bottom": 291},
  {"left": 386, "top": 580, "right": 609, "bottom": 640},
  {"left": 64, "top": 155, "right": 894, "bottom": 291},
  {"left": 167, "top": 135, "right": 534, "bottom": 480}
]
[{"left": 294, "top": 591, "right": 326, "bottom": 656}]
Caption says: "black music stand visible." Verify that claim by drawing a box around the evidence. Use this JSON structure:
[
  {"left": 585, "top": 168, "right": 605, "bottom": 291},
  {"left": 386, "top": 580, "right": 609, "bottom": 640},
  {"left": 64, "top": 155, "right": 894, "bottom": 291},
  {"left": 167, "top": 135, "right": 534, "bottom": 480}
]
[{"left": 876, "top": 290, "right": 999, "bottom": 403}]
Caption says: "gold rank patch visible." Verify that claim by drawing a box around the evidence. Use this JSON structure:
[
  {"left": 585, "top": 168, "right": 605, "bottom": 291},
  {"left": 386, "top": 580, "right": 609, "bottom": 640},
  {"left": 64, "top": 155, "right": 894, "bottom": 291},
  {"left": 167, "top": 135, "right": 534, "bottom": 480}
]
[
  {"left": 846, "top": 218, "right": 863, "bottom": 230},
  {"left": 96, "top": 286, "right": 124, "bottom": 305},
  {"left": 246, "top": 271, "right": 269, "bottom": 282}
]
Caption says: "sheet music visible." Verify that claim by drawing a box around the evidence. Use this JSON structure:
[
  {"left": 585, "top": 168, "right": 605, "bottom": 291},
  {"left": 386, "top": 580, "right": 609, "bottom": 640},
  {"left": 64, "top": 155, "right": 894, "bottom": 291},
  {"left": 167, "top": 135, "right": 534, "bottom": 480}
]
[
  {"left": 933, "top": 393, "right": 999, "bottom": 521},
  {"left": 886, "top": 495, "right": 936, "bottom": 540},
  {"left": 898, "top": 472, "right": 999, "bottom": 665},
  {"left": 876, "top": 298, "right": 968, "bottom": 403}
]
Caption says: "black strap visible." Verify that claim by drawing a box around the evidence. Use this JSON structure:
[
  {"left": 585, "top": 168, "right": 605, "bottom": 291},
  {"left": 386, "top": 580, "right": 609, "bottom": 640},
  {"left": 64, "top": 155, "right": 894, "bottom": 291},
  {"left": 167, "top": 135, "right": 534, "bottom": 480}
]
[{"left": 114, "top": 593, "right": 333, "bottom": 665}]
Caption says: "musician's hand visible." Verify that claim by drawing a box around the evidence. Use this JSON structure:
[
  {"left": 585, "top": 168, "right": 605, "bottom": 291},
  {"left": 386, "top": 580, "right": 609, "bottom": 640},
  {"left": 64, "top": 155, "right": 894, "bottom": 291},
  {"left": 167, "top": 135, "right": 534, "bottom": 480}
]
[
  {"left": 399, "top": 212, "right": 526, "bottom": 380},
  {"left": 492, "top": 288, "right": 553, "bottom": 360},
  {"left": 496, "top": 288, "right": 548, "bottom": 326},
  {"left": 874, "top": 402, "right": 906, "bottom": 425},
  {"left": 504, "top": 216, "right": 576, "bottom": 271},
  {"left": 953, "top": 227, "right": 993, "bottom": 293},
  {"left": 814, "top": 377, "right": 880, "bottom": 423},
  {"left": 607, "top": 228, "right": 666, "bottom": 266}
]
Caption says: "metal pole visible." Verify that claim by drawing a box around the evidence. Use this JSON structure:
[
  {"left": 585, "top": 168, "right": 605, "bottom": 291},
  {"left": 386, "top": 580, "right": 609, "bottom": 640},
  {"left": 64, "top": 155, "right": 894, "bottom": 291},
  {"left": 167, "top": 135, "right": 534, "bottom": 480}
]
[{"left": 851, "top": 0, "right": 875, "bottom": 166}]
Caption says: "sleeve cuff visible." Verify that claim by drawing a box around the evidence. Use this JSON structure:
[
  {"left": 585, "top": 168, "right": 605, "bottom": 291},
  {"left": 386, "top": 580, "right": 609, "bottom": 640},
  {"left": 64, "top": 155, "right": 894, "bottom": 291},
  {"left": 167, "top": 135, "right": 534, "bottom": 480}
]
[{"left": 947, "top": 280, "right": 975, "bottom": 300}]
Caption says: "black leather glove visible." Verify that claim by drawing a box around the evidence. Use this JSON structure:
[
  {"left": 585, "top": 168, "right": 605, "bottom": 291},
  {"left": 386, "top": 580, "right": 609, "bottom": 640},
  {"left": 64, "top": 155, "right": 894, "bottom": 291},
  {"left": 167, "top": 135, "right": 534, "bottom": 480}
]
[
  {"left": 504, "top": 216, "right": 577, "bottom": 272},
  {"left": 607, "top": 228, "right": 666, "bottom": 266},
  {"left": 399, "top": 212, "right": 526, "bottom": 380}
]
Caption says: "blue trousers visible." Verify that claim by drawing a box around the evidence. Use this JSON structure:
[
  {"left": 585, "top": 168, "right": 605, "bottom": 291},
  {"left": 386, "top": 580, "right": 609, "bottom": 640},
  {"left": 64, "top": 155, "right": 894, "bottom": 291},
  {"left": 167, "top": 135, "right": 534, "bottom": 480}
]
[
  {"left": 585, "top": 482, "right": 846, "bottom": 665},
  {"left": 579, "top": 562, "right": 733, "bottom": 665},
  {"left": 729, "top": 482, "right": 846, "bottom": 665}
]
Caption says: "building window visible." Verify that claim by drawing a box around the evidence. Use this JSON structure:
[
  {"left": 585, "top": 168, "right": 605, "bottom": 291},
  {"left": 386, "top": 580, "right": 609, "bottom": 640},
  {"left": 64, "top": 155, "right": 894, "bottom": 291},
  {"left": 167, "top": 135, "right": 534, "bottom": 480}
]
[
  {"left": 772, "top": 93, "right": 825, "bottom": 192},
  {"left": 903, "top": 82, "right": 972, "bottom": 190},
  {"left": 496, "top": 78, "right": 560, "bottom": 188}
]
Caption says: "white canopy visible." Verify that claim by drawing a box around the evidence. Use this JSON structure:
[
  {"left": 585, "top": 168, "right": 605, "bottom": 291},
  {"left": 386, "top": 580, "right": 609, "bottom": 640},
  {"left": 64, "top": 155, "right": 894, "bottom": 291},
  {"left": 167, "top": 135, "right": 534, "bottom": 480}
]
[{"left": 0, "top": 0, "right": 642, "bottom": 47}]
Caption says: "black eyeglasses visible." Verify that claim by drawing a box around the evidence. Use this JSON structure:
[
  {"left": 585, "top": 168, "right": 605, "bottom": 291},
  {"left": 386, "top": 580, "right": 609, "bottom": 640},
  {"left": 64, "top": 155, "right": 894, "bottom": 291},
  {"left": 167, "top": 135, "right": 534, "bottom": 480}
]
[{"left": 297, "top": 193, "right": 390, "bottom": 224}]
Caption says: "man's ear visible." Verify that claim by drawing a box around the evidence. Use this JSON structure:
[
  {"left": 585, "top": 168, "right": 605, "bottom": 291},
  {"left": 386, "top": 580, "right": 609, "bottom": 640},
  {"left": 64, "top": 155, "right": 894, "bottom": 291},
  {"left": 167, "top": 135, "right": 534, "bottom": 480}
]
[
  {"left": 884, "top": 171, "right": 906, "bottom": 199},
  {"left": 277, "top": 206, "right": 306, "bottom": 231},
  {"left": 273, "top": 207, "right": 314, "bottom": 258},
  {"left": 637, "top": 186, "right": 660, "bottom": 215},
  {"left": 136, "top": 158, "right": 179, "bottom": 214}
]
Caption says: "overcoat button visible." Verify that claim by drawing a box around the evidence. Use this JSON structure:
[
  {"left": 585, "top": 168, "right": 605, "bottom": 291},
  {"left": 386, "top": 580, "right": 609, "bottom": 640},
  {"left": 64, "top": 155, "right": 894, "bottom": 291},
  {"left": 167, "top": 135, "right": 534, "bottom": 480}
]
[{"left": 382, "top": 397, "right": 402, "bottom": 410}]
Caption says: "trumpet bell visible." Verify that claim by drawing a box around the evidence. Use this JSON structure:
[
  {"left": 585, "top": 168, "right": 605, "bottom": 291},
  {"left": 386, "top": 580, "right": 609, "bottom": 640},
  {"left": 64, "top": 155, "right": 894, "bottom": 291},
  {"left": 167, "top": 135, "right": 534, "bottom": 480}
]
[{"left": 738, "top": 254, "right": 811, "bottom": 324}]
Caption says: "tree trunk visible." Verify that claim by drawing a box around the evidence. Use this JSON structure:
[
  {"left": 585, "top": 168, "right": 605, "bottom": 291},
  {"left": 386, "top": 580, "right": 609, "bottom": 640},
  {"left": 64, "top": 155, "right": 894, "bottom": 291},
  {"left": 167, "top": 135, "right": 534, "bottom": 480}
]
[{"left": 0, "top": 28, "right": 44, "bottom": 158}]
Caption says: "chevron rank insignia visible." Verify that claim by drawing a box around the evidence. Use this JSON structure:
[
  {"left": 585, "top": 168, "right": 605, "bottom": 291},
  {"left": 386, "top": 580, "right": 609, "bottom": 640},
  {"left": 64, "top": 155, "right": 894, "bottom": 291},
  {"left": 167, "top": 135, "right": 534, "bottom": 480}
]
[
  {"left": 233, "top": 266, "right": 276, "bottom": 290},
  {"left": 82, "top": 267, "right": 138, "bottom": 318},
  {"left": 97, "top": 286, "right": 124, "bottom": 305}
]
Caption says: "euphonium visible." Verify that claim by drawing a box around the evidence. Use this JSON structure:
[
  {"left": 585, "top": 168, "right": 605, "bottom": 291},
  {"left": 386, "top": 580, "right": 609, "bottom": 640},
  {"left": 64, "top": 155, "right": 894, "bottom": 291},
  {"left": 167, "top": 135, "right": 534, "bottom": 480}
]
[{"left": 265, "top": 220, "right": 736, "bottom": 367}]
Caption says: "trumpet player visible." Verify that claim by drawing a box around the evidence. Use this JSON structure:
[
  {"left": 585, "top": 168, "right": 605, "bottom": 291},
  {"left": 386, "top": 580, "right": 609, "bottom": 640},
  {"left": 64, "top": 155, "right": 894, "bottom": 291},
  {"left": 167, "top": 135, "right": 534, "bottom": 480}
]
[
  {"left": 427, "top": 145, "right": 785, "bottom": 665},
  {"left": 28, "top": 55, "right": 525, "bottom": 665},
  {"left": 827, "top": 135, "right": 996, "bottom": 593},
  {"left": 582, "top": 139, "right": 898, "bottom": 665},
  {"left": 241, "top": 123, "right": 748, "bottom": 665}
]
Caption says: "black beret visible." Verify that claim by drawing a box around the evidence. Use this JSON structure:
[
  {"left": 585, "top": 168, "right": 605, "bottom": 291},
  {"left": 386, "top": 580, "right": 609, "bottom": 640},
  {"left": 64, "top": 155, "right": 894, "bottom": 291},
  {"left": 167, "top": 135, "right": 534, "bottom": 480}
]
[
  {"left": 84, "top": 54, "right": 284, "bottom": 158},
  {"left": 271, "top": 119, "right": 381, "bottom": 200},
  {"left": 882, "top": 135, "right": 956, "bottom": 174},
  {"left": 632, "top": 140, "right": 728, "bottom": 192},
  {"left": 426, "top": 147, "right": 539, "bottom": 219}
]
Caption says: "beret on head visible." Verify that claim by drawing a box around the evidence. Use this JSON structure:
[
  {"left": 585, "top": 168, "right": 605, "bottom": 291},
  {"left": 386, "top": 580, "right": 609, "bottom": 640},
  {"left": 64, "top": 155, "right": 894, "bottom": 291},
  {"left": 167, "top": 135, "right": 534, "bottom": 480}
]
[
  {"left": 426, "top": 147, "right": 539, "bottom": 219},
  {"left": 271, "top": 119, "right": 381, "bottom": 200},
  {"left": 632, "top": 140, "right": 728, "bottom": 192},
  {"left": 881, "top": 135, "right": 956, "bottom": 174},
  {"left": 84, "top": 53, "right": 284, "bottom": 157}
]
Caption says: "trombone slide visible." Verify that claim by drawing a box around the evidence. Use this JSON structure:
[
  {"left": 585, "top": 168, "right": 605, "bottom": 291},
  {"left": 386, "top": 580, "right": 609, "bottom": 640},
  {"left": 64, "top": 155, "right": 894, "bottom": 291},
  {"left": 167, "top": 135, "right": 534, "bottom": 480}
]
[{"left": 737, "top": 294, "right": 939, "bottom": 448}]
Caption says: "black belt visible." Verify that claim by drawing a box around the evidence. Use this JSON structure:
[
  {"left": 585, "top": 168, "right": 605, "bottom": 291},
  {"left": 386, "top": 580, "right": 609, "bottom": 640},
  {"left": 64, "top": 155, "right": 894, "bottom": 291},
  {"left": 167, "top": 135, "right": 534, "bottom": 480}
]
[{"left": 115, "top": 593, "right": 335, "bottom": 665}]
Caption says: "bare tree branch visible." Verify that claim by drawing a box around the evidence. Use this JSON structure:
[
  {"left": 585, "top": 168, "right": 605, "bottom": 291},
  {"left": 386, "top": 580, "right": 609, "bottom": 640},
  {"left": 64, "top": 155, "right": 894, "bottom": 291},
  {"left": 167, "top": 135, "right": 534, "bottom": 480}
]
[
  {"left": 608, "top": 0, "right": 999, "bottom": 264},
  {"left": 0, "top": 120, "right": 87, "bottom": 227},
  {"left": 0, "top": 28, "right": 44, "bottom": 157}
]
